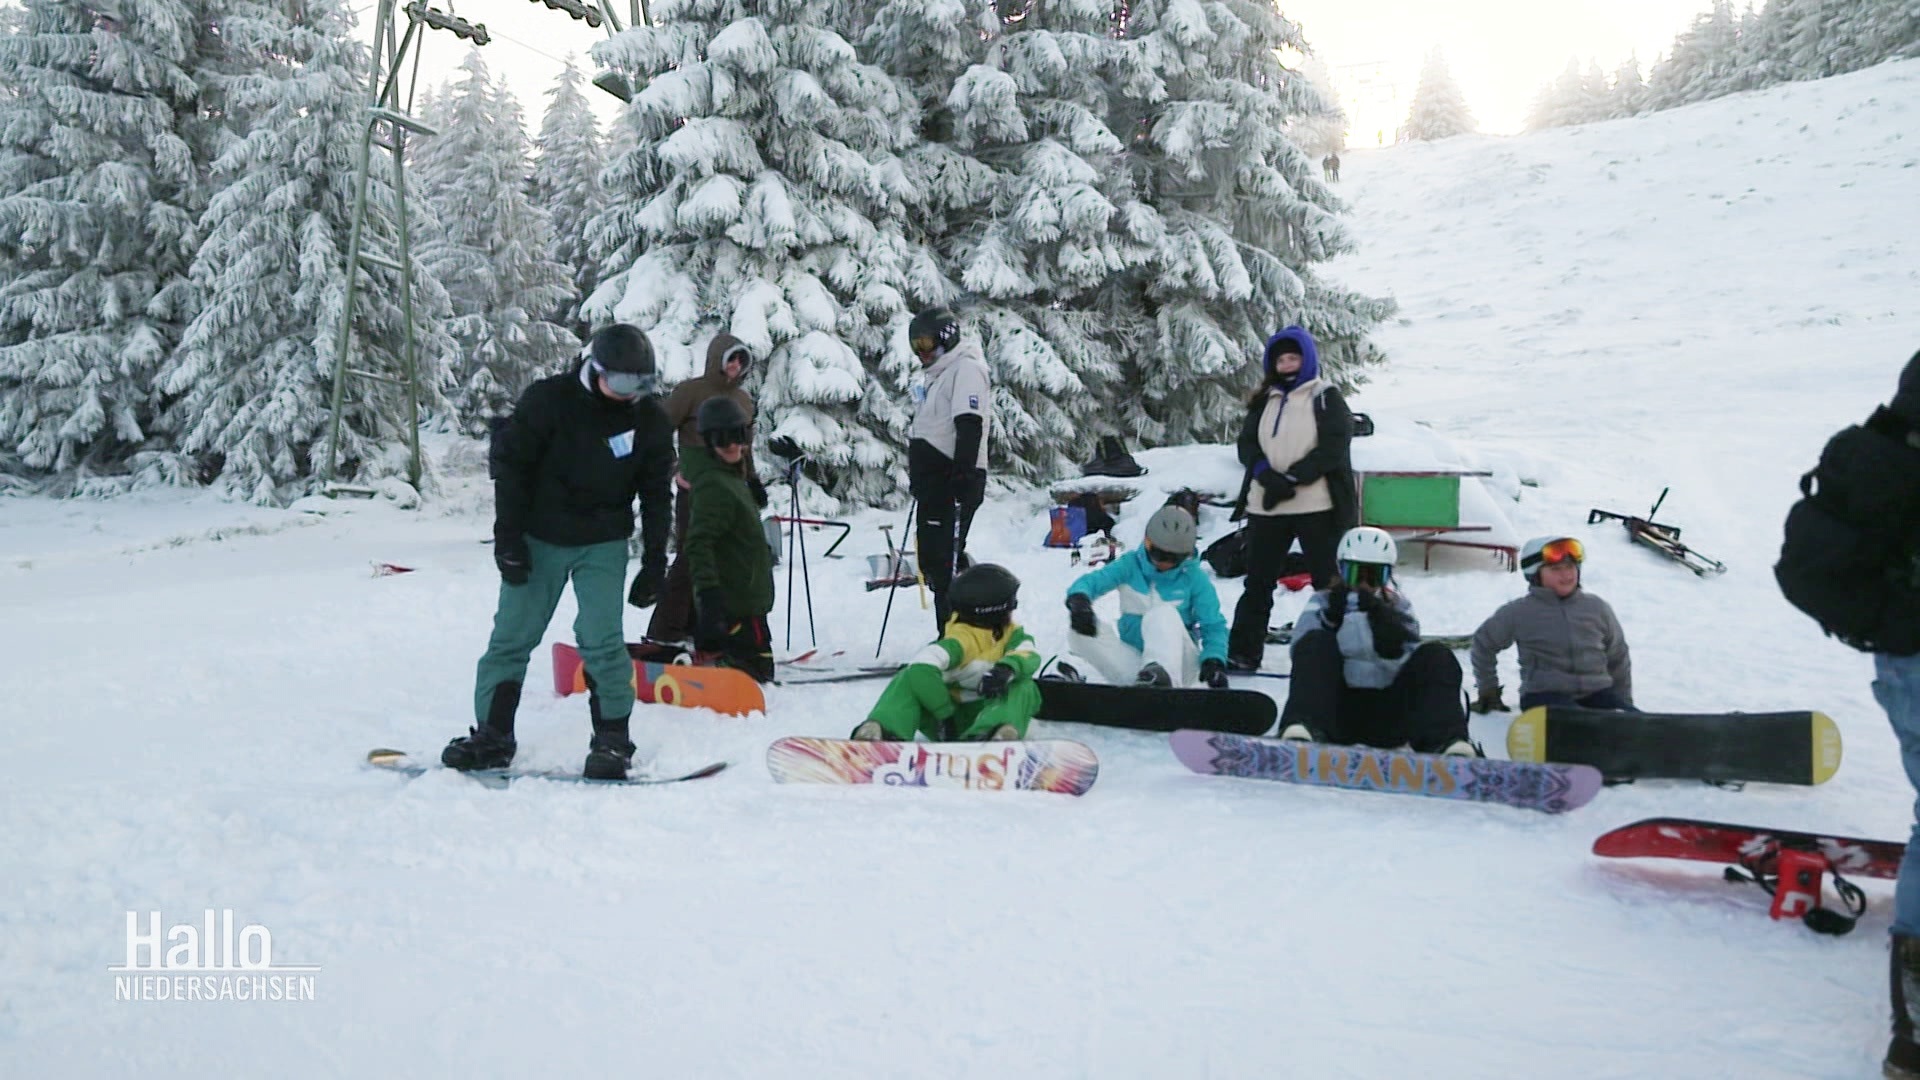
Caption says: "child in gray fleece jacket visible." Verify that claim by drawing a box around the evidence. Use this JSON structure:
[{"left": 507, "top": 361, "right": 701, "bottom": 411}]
[{"left": 1470, "top": 535, "right": 1633, "bottom": 712}]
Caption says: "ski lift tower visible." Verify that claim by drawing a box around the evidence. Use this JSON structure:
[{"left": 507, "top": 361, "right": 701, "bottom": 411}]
[{"left": 320, "top": 0, "right": 639, "bottom": 497}]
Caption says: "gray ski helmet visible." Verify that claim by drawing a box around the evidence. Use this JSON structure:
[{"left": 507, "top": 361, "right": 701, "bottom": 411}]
[
  {"left": 696, "top": 395, "right": 751, "bottom": 446},
  {"left": 948, "top": 563, "right": 1019, "bottom": 620},
  {"left": 908, "top": 307, "right": 961, "bottom": 357},
  {"left": 588, "top": 324, "right": 656, "bottom": 375},
  {"left": 1144, "top": 505, "right": 1197, "bottom": 556}
]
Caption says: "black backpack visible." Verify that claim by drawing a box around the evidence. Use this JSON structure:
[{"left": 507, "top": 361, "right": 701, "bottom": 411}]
[{"left": 1775, "top": 406, "right": 1920, "bottom": 656}]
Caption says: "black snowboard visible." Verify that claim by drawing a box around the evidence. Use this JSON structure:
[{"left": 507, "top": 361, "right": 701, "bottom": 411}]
[
  {"left": 1036, "top": 678, "right": 1276, "bottom": 735},
  {"left": 1506, "top": 706, "right": 1842, "bottom": 785}
]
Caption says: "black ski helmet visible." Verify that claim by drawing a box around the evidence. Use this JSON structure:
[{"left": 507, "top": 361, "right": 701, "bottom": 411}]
[
  {"left": 908, "top": 307, "right": 961, "bottom": 358},
  {"left": 948, "top": 563, "right": 1019, "bottom": 624},
  {"left": 695, "top": 395, "right": 751, "bottom": 446},
  {"left": 588, "top": 324, "right": 656, "bottom": 374}
]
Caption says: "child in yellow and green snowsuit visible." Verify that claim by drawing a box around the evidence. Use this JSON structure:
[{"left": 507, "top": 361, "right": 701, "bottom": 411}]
[{"left": 852, "top": 563, "right": 1041, "bottom": 741}]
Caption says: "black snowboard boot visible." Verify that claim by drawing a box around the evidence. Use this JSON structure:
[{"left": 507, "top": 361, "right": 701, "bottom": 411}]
[
  {"left": 584, "top": 721, "right": 637, "bottom": 781},
  {"left": 1887, "top": 934, "right": 1920, "bottom": 1078},
  {"left": 442, "top": 682, "right": 519, "bottom": 770},
  {"left": 1135, "top": 662, "right": 1173, "bottom": 689},
  {"left": 718, "top": 649, "right": 776, "bottom": 685}
]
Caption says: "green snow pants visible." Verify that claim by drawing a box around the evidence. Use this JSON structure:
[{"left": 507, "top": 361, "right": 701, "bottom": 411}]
[
  {"left": 474, "top": 536, "right": 633, "bottom": 726},
  {"left": 866, "top": 664, "right": 1040, "bottom": 741}
]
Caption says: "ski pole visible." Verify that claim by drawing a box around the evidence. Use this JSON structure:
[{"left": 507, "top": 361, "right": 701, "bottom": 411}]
[{"left": 877, "top": 500, "right": 914, "bottom": 657}]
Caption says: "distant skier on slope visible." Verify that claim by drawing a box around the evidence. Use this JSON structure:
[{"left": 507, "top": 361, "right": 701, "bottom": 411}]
[
  {"left": 1063, "top": 505, "right": 1231, "bottom": 689},
  {"left": 1468, "top": 535, "right": 1634, "bottom": 713},
  {"left": 851, "top": 564, "right": 1041, "bottom": 742},
  {"left": 446, "top": 324, "right": 675, "bottom": 781},
  {"left": 685, "top": 396, "right": 775, "bottom": 683},
  {"left": 1277, "top": 527, "right": 1476, "bottom": 756}
]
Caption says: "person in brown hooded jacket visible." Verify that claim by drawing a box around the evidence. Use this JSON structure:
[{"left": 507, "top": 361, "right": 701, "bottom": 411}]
[{"left": 638, "top": 333, "right": 765, "bottom": 642}]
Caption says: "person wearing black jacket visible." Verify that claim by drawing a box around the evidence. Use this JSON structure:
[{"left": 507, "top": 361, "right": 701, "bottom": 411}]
[
  {"left": 445, "top": 323, "right": 675, "bottom": 781},
  {"left": 906, "top": 307, "right": 992, "bottom": 633},
  {"left": 1226, "top": 325, "right": 1358, "bottom": 670}
]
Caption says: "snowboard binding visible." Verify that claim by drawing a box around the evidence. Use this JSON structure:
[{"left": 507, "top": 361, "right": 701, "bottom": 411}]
[{"left": 1722, "top": 839, "right": 1869, "bottom": 935}]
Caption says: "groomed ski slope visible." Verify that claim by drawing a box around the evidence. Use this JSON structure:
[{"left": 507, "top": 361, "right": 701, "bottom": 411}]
[{"left": 6, "top": 59, "right": 1920, "bottom": 1079}]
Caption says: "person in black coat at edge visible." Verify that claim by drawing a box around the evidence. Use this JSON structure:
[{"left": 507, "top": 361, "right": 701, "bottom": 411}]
[
  {"left": 448, "top": 323, "right": 676, "bottom": 781},
  {"left": 1225, "top": 324, "right": 1358, "bottom": 672}
]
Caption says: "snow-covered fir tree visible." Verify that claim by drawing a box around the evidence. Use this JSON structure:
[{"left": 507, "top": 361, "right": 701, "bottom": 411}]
[
  {"left": 1648, "top": 0, "right": 1741, "bottom": 109},
  {"left": 588, "top": 0, "right": 923, "bottom": 503},
  {"left": 414, "top": 51, "right": 575, "bottom": 433},
  {"left": 1287, "top": 55, "right": 1350, "bottom": 160},
  {"left": 1608, "top": 54, "right": 1649, "bottom": 118},
  {"left": 1398, "top": 48, "right": 1475, "bottom": 141},
  {"left": 916, "top": 0, "right": 1150, "bottom": 474},
  {"left": 1104, "top": 0, "right": 1388, "bottom": 441},
  {"left": 532, "top": 59, "right": 606, "bottom": 338},
  {"left": 0, "top": 0, "right": 209, "bottom": 490},
  {"left": 156, "top": 0, "right": 455, "bottom": 504},
  {"left": 1526, "top": 57, "right": 1613, "bottom": 129}
]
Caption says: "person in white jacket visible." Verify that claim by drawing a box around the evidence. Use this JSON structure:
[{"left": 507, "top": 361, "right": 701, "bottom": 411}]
[
  {"left": 1277, "top": 527, "right": 1476, "bottom": 755},
  {"left": 906, "top": 306, "right": 992, "bottom": 634}
]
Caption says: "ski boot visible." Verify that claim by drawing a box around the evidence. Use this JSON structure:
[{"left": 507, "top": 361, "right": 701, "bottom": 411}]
[{"left": 443, "top": 682, "right": 519, "bottom": 770}]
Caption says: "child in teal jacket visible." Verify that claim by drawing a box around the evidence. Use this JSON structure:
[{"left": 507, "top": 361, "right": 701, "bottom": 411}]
[{"left": 1063, "top": 506, "right": 1230, "bottom": 688}]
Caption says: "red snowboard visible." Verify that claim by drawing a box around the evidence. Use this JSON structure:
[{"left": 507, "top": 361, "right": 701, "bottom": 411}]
[{"left": 1593, "top": 816, "right": 1903, "bottom": 879}]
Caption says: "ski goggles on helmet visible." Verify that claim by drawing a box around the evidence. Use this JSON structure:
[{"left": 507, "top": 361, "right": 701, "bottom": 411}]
[
  {"left": 706, "top": 425, "right": 751, "bottom": 449},
  {"left": 592, "top": 362, "right": 659, "bottom": 399},
  {"left": 1144, "top": 542, "right": 1185, "bottom": 568},
  {"left": 1523, "top": 537, "right": 1584, "bottom": 573},
  {"left": 1341, "top": 561, "right": 1391, "bottom": 588},
  {"left": 910, "top": 334, "right": 940, "bottom": 356}
]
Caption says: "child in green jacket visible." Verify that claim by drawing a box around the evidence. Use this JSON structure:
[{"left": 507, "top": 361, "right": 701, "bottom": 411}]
[
  {"left": 686, "top": 397, "right": 775, "bottom": 683},
  {"left": 852, "top": 564, "right": 1041, "bottom": 741}
]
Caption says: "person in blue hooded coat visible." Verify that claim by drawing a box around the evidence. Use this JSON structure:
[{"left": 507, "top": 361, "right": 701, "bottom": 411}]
[{"left": 1226, "top": 326, "right": 1358, "bottom": 670}]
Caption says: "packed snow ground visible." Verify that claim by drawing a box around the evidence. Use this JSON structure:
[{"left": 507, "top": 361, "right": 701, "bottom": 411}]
[{"left": 7, "top": 61, "right": 1920, "bottom": 1078}]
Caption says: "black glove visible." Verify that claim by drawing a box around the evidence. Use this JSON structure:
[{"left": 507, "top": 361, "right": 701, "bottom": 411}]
[
  {"left": 767, "top": 435, "right": 802, "bottom": 461},
  {"left": 495, "top": 534, "right": 531, "bottom": 586},
  {"left": 1471, "top": 686, "right": 1508, "bottom": 714},
  {"left": 1367, "top": 604, "right": 1415, "bottom": 660},
  {"left": 1065, "top": 593, "right": 1096, "bottom": 636},
  {"left": 627, "top": 560, "right": 665, "bottom": 609},
  {"left": 746, "top": 473, "right": 769, "bottom": 510},
  {"left": 977, "top": 663, "right": 1016, "bottom": 699},
  {"left": 951, "top": 467, "right": 986, "bottom": 507},
  {"left": 1255, "top": 469, "right": 1297, "bottom": 510},
  {"left": 695, "top": 587, "right": 730, "bottom": 650},
  {"left": 1199, "top": 658, "right": 1229, "bottom": 689}
]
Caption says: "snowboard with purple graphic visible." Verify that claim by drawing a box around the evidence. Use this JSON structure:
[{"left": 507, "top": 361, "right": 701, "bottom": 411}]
[{"left": 1169, "top": 730, "right": 1602, "bottom": 814}]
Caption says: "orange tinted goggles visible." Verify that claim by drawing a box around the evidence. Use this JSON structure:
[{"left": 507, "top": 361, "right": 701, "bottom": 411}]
[
  {"left": 1538, "top": 538, "right": 1584, "bottom": 565},
  {"left": 910, "top": 335, "right": 938, "bottom": 355}
]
